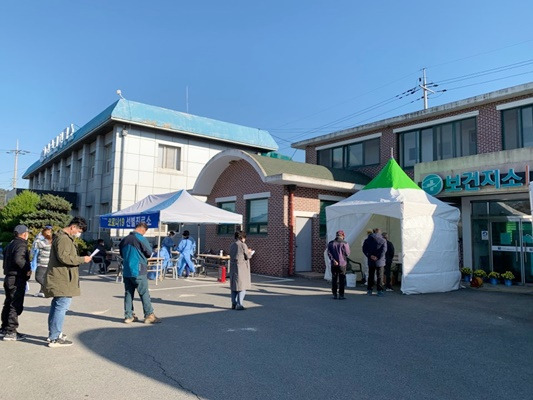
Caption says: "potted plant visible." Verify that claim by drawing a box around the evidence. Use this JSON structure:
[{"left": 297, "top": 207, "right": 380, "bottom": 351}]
[
  {"left": 460, "top": 267, "right": 472, "bottom": 282},
  {"left": 487, "top": 271, "right": 500, "bottom": 285},
  {"left": 470, "top": 269, "right": 487, "bottom": 287},
  {"left": 473, "top": 269, "right": 487, "bottom": 279},
  {"left": 501, "top": 271, "right": 515, "bottom": 286}
]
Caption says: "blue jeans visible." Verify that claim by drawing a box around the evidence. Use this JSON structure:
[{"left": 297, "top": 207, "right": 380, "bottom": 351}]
[
  {"left": 48, "top": 297, "right": 72, "bottom": 340},
  {"left": 124, "top": 275, "right": 154, "bottom": 318},
  {"left": 231, "top": 290, "right": 246, "bottom": 306},
  {"left": 177, "top": 254, "right": 195, "bottom": 276}
]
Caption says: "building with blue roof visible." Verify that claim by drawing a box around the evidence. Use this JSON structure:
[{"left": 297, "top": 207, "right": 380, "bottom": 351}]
[{"left": 23, "top": 99, "right": 278, "bottom": 235}]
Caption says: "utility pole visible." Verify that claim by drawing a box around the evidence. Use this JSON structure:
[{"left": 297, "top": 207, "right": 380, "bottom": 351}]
[
  {"left": 6, "top": 140, "right": 30, "bottom": 189},
  {"left": 419, "top": 68, "right": 435, "bottom": 110}
]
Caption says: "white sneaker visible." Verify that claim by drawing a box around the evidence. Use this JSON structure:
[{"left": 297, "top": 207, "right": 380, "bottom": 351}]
[
  {"left": 386, "top": 288, "right": 394, "bottom": 292},
  {"left": 47, "top": 332, "right": 67, "bottom": 342}
]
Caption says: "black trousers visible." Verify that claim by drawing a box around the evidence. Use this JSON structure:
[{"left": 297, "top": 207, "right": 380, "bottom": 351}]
[
  {"left": 1, "top": 276, "right": 27, "bottom": 333},
  {"left": 331, "top": 265, "right": 347, "bottom": 297},
  {"left": 35, "top": 266, "right": 47, "bottom": 292},
  {"left": 384, "top": 260, "right": 393, "bottom": 288},
  {"left": 367, "top": 263, "right": 383, "bottom": 292}
]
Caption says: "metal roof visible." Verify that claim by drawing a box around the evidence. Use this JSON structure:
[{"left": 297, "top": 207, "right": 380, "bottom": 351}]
[
  {"left": 247, "top": 153, "right": 371, "bottom": 185},
  {"left": 23, "top": 99, "right": 278, "bottom": 178}
]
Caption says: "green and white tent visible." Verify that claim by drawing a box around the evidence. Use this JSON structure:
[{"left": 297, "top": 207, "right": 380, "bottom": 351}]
[{"left": 326, "top": 158, "right": 461, "bottom": 294}]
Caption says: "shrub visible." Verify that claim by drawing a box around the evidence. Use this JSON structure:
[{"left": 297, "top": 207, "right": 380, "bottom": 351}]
[
  {"left": 0, "top": 190, "right": 40, "bottom": 233},
  {"left": 487, "top": 271, "right": 500, "bottom": 279},
  {"left": 460, "top": 267, "right": 472, "bottom": 276}
]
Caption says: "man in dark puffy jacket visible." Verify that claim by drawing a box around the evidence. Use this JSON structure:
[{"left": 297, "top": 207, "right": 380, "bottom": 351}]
[
  {"left": 1, "top": 225, "right": 32, "bottom": 341},
  {"left": 119, "top": 222, "right": 161, "bottom": 324},
  {"left": 362, "top": 228, "right": 387, "bottom": 297}
]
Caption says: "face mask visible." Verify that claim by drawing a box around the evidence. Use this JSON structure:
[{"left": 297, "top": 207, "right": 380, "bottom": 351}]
[{"left": 75, "top": 232, "right": 82, "bottom": 238}]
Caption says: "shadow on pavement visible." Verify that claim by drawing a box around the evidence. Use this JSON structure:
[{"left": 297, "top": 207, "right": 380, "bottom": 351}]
[{"left": 75, "top": 285, "right": 533, "bottom": 400}]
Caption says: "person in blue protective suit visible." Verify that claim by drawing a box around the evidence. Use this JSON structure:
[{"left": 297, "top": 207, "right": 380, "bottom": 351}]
[
  {"left": 161, "top": 231, "right": 176, "bottom": 255},
  {"left": 160, "top": 231, "right": 176, "bottom": 272},
  {"left": 177, "top": 230, "right": 196, "bottom": 278}
]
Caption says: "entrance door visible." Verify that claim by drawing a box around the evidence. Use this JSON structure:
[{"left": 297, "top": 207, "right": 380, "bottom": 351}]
[
  {"left": 295, "top": 217, "right": 312, "bottom": 272},
  {"left": 491, "top": 218, "right": 533, "bottom": 284}
]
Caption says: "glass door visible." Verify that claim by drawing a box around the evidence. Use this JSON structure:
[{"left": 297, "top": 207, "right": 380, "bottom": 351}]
[
  {"left": 491, "top": 220, "right": 522, "bottom": 281},
  {"left": 491, "top": 218, "right": 533, "bottom": 284},
  {"left": 521, "top": 220, "right": 533, "bottom": 284}
]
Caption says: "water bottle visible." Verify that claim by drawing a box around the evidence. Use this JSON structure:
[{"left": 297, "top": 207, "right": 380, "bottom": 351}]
[{"left": 219, "top": 250, "right": 223, "bottom": 256}]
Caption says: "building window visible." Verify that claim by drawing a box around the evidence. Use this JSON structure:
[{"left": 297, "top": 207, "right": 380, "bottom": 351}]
[
  {"left": 158, "top": 144, "right": 181, "bottom": 170},
  {"left": 319, "top": 200, "right": 336, "bottom": 237},
  {"left": 502, "top": 106, "right": 533, "bottom": 149},
  {"left": 399, "top": 117, "right": 477, "bottom": 168},
  {"left": 64, "top": 166, "right": 71, "bottom": 189},
  {"left": 76, "top": 158, "right": 82, "bottom": 182},
  {"left": 247, "top": 198, "right": 268, "bottom": 234},
  {"left": 104, "top": 145, "right": 112, "bottom": 173},
  {"left": 317, "top": 137, "right": 380, "bottom": 169},
  {"left": 218, "top": 201, "right": 236, "bottom": 235},
  {"left": 89, "top": 152, "right": 95, "bottom": 179}
]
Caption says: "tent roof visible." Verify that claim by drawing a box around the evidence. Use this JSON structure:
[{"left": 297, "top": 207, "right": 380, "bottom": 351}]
[
  {"left": 100, "top": 190, "right": 242, "bottom": 228},
  {"left": 363, "top": 158, "right": 421, "bottom": 190}
]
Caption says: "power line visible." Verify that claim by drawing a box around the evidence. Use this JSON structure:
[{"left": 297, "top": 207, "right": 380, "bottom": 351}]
[
  {"left": 443, "top": 70, "right": 533, "bottom": 92},
  {"left": 268, "top": 70, "right": 421, "bottom": 131},
  {"left": 426, "top": 38, "right": 533, "bottom": 70},
  {"left": 428, "top": 59, "right": 533, "bottom": 86}
]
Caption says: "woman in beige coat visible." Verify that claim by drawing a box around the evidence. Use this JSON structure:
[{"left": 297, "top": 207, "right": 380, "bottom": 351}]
[{"left": 229, "top": 231, "right": 252, "bottom": 310}]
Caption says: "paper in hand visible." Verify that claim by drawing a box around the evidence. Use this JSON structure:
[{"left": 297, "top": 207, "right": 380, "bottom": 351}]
[{"left": 89, "top": 249, "right": 100, "bottom": 258}]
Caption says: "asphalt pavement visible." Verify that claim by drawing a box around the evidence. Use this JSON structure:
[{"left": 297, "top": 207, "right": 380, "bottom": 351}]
[{"left": 1, "top": 263, "right": 532, "bottom": 400}]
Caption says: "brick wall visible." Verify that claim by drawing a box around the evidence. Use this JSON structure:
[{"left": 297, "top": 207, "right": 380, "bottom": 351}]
[{"left": 204, "top": 160, "right": 349, "bottom": 276}]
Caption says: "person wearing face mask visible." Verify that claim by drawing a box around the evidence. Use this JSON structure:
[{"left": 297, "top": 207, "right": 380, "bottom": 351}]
[
  {"left": 43, "top": 217, "right": 92, "bottom": 347},
  {"left": 229, "top": 230, "right": 253, "bottom": 310},
  {"left": 33, "top": 225, "right": 53, "bottom": 297}
]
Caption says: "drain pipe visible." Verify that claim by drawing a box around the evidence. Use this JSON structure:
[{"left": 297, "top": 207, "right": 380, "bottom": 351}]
[{"left": 287, "top": 185, "right": 296, "bottom": 276}]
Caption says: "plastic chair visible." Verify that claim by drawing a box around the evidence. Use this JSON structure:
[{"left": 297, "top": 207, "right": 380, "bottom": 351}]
[
  {"left": 165, "top": 256, "right": 179, "bottom": 279},
  {"left": 88, "top": 258, "right": 106, "bottom": 275},
  {"left": 147, "top": 258, "right": 163, "bottom": 285},
  {"left": 346, "top": 257, "right": 363, "bottom": 281},
  {"left": 115, "top": 256, "right": 124, "bottom": 283},
  {"left": 192, "top": 256, "right": 206, "bottom": 277}
]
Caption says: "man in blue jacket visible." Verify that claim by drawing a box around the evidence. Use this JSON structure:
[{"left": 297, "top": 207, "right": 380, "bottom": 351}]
[
  {"left": 119, "top": 222, "right": 161, "bottom": 324},
  {"left": 362, "top": 228, "right": 387, "bottom": 297}
]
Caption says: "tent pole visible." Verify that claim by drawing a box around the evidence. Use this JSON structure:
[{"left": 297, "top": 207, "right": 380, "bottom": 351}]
[
  {"left": 157, "top": 220, "right": 162, "bottom": 283},
  {"left": 197, "top": 224, "right": 200, "bottom": 257}
]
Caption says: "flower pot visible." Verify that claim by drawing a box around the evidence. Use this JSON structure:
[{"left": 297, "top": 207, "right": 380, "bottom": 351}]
[
  {"left": 463, "top": 275, "right": 471, "bottom": 283},
  {"left": 489, "top": 277, "right": 498, "bottom": 285},
  {"left": 504, "top": 279, "right": 513, "bottom": 287}
]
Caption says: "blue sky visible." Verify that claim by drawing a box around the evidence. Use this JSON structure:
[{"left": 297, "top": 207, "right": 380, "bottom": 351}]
[{"left": 1, "top": 0, "right": 533, "bottom": 189}]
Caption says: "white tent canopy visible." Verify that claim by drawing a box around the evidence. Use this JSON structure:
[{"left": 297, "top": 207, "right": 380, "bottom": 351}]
[
  {"left": 100, "top": 189, "right": 242, "bottom": 228},
  {"left": 100, "top": 190, "right": 243, "bottom": 256},
  {"left": 325, "top": 159, "right": 460, "bottom": 295}
]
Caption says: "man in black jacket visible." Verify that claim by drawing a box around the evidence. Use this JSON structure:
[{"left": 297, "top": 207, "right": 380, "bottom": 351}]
[
  {"left": 362, "top": 228, "right": 387, "bottom": 297},
  {"left": 1, "top": 225, "right": 32, "bottom": 341}
]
